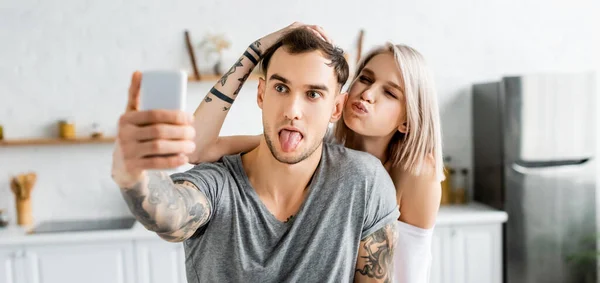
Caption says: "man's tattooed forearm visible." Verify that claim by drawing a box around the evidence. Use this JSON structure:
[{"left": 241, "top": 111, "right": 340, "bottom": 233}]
[
  {"left": 233, "top": 70, "right": 252, "bottom": 96},
  {"left": 122, "top": 183, "right": 160, "bottom": 231},
  {"left": 250, "top": 40, "right": 262, "bottom": 58},
  {"left": 355, "top": 223, "right": 396, "bottom": 281},
  {"left": 209, "top": 87, "right": 234, "bottom": 104},
  {"left": 219, "top": 57, "right": 243, "bottom": 86},
  {"left": 204, "top": 96, "right": 212, "bottom": 103},
  {"left": 121, "top": 173, "right": 210, "bottom": 238},
  {"left": 242, "top": 50, "right": 258, "bottom": 65},
  {"left": 223, "top": 106, "right": 229, "bottom": 111}
]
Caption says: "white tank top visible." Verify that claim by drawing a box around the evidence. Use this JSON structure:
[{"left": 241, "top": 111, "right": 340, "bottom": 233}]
[{"left": 394, "top": 220, "right": 434, "bottom": 283}]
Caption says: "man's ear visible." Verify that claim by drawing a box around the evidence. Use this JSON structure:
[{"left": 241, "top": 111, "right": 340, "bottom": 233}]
[
  {"left": 330, "top": 92, "right": 347, "bottom": 122},
  {"left": 257, "top": 77, "right": 266, "bottom": 109}
]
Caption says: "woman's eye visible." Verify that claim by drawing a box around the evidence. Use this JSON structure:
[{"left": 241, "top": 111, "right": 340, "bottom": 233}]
[
  {"left": 385, "top": 90, "right": 397, "bottom": 98},
  {"left": 275, "top": 84, "right": 288, "bottom": 93},
  {"left": 359, "top": 75, "right": 372, "bottom": 83}
]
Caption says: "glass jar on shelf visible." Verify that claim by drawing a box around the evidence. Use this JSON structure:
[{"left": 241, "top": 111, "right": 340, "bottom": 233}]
[
  {"left": 452, "top": 168, "right": 469, "bottom": 204},
  {"left": 440, "top": 156, "right": 454, "bottom": 205}
]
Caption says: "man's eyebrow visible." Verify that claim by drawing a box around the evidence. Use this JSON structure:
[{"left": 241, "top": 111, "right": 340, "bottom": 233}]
[
  {"left": 269, "top": 74, "right": 289, "bottom": 84},
  {"left": 307, "top": 84, "right": 329, "bottom": 92},
  {"left": 269, "top": 73, "right": 330, "bottom": 93}
]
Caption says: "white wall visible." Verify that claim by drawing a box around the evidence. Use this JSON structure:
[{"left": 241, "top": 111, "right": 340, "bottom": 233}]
[{"left": 1, "top": 0, "right": 599, "bottom": 223}]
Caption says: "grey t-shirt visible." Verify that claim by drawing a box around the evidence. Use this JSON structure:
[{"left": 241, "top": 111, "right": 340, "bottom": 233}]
[{"left": 171, "top": 142, "right": 399, "bottom": 283}]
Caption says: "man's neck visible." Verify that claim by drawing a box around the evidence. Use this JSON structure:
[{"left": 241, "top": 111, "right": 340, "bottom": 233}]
[{"left": 241, "top": 138, "right": 323, "bottom": 205}]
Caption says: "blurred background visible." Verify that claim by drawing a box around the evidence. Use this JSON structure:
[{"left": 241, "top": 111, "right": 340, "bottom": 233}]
[{"left": 1, "top": 0, "right": 599, "bottom": 282}]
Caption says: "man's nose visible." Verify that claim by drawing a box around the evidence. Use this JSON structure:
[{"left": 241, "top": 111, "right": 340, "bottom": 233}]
[{"left": 283, "top": 93, "right": 303, "bottom": 121}]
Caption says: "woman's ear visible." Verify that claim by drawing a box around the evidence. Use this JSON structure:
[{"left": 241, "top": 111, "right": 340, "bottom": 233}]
[{"left": 398, "top": 121, "right": 408, "bottom": 134}]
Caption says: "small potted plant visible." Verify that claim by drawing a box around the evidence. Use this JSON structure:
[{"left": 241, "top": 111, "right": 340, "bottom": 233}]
[{"left": 197, "top": 33, "right": 231, "bottom": 75}]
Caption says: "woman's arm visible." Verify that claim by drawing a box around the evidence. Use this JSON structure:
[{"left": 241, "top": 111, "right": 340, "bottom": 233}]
[
  {"left": 188, "top": 22, "right": 331, "bottom": 164},
  {"left": 390, "top": 159, "right": 440, "bottom": 282},
  {"left": 392, "top": 158, "right": 441, "bottom": 229},
  {"left": 192, "top": 135, "right": 261, "bottom": 163}
]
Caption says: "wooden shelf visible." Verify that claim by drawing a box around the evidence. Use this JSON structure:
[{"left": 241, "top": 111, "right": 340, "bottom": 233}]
[
  {"left": 188, "top": 73, "right": 262, "bottom": 82},
  {"left": 0, "top": 136, "right": 116, "bottom": 147}
]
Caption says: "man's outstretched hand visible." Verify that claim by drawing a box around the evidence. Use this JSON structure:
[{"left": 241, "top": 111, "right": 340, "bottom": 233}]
[{"left": 111, "top": 71, "right": 196, "bottom": 188}]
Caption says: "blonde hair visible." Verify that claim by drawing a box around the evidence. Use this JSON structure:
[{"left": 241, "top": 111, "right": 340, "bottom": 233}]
[{"left": 334, "top": 43, "right": 444, "bottom": 181}]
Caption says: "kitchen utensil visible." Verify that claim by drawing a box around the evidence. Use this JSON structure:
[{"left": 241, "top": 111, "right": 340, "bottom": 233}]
[{"left": 10, "top": 172, "right": 37, "bottom": 226}]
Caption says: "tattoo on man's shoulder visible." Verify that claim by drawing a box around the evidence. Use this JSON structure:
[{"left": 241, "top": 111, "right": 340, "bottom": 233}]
[
  {"left": 219, "top": 57, "right": 243, "bottom": 86},
  {"left": 355, "top": 223, "right": 397, "bottom": 281}
]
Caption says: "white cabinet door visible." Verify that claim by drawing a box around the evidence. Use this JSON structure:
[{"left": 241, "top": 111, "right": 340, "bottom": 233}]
[
  {"left": 429, "top": 227, "right": 451, "bottom": 283},
  {"left": 134, "top": 240, "right": 187, "bottom": 283},
  {"left": 0, "top": 247, "right": 24, "bottom": 283},
  {"left": 450, "top": 224, "right": 502, "bottom": 283},
  {"left": 23, "top": 241, "right": 136, "bottom": 283}
]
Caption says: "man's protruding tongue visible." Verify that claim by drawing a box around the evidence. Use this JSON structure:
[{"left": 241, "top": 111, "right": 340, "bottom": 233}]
[{"left": 279, "top": 129, "right": 302, "bottom": 152}]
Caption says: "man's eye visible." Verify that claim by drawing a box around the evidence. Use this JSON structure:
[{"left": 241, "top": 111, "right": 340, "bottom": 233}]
[
  {"left": 307, "top": 91, "right": 321, "bottom": 99},
  {"left": 275, "top": 85, "right": 288, "bottom": 92}
]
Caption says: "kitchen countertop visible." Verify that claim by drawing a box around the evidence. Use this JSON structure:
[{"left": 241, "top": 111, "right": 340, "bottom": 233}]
[
  {"left": 436, "top": 202, "right": 508, "bottom": 226},
  {"left": 0, "top": 202, "right": 507, "bottom": 246},
  {"left": 0, "top": 221, "right": 158, "bottom": 246}
]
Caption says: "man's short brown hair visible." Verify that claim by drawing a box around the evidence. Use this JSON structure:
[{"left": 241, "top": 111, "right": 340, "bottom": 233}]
[{"left": 260, "top": 28, "right": 349, "bottom": 89}]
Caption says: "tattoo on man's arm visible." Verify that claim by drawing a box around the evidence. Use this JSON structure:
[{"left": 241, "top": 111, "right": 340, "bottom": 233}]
[
  {"left": 218, "top": 57, "right": 243, "bottom": 86},
  {"left": 250, "top": 40, "right": 262, "bottom": 57},
  {"left": 122, "top": 184, "right": 158, "bottom": 230},
  {"left": 242, "top": 50, "right": 258, "bottom": 65},
  {"left": 355, "top": 223, "right": 397, "bottom": 282},
  {"left": 157, "top": 180, "right": 211, "bottom": 241},
  {"left": 209, "top": 87, "right": 234, "bottom": 104},
  {"left": 234, "top": 70, "right": 252, "bottom": 96},
  {"left": 120, "top": 172, "right": 210, "bottom": 240}
]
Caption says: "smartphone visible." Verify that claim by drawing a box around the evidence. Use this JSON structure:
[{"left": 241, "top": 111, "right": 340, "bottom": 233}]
[{"left": 140, "top": 70, "right": 187, "bottom": 111}]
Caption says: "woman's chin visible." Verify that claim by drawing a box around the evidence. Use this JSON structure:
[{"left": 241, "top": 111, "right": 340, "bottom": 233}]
[{"left": 343, "top": 116, "right": 370, "bottom": 136}]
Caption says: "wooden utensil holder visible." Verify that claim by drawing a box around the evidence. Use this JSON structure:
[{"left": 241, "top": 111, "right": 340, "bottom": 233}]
[{"left": 15, "top": 197, "right": 33, "bottom": 226}]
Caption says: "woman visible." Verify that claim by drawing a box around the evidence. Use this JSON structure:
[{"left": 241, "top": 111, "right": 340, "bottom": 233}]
[{"left": 189, "top": 23, "right": 444, "bottom": 282}]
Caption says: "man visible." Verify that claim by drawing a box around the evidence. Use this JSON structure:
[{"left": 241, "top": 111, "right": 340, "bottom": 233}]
[{"left": 112, "top": 28, "right": 399, "bottom": 282}]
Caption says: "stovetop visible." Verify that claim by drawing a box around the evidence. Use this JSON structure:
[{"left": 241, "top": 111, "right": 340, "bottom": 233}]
[{"left": 29, "top": 217, "right": 137, "bottom": 234}]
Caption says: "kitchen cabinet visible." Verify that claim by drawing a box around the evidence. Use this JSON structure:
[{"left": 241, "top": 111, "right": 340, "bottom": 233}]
[
  {"left": 430, "top": 223, "right": 502, "bottom": 283},
  {"left": 0, "top": 246, "right": 26, "bottom": 283},
  {"left": 134, "top": 240, "right": 187, "bottom": 283},
  {"left": 0, "top": 242, "right": 136, "bottom": 283}
]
